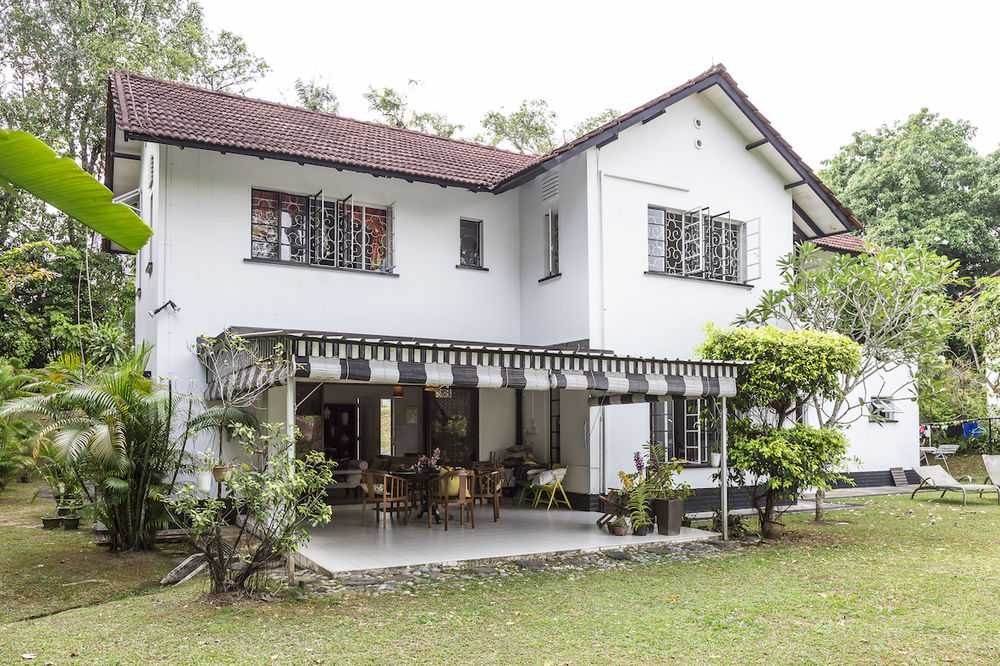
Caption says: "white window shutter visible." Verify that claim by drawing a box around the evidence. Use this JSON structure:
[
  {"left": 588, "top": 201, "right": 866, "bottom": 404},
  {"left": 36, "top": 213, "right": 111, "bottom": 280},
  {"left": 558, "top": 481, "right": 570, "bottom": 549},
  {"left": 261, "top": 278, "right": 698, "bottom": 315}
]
[
  {"left": 743, "top": 217, "right": 761, "bottom": 281},
  {"left": 682, "top": 207, "right": 707, "bottom": 276}
]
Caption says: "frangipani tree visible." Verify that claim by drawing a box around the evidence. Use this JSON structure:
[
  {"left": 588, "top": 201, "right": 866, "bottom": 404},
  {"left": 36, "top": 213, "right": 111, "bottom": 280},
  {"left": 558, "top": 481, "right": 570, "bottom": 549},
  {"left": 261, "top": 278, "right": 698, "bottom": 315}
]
[{"left": 737, "top": 241, "right": 961, "bottom": 428}]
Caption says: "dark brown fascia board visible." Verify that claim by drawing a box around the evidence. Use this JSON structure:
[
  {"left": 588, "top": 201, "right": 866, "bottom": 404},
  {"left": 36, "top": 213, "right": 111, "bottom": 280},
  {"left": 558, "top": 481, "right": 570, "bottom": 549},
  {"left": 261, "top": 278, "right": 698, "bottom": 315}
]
[
  {"left": 493, "top": 73, "right": 726, "bottom": 193},
  {"left": 119, "top": 130, "right": 493, "bottom": 194},
  {"left": 104, "top": 80, "right": 115, "bottom": 189},
  {"left": 714, "top": 77, "right": 855, "bottom": 234},
  {"left": 792, "top": 201, "right": 829, "bottom": 238},
  {"left": 494, "top": 73, "right": 858, "bottom": 238}
]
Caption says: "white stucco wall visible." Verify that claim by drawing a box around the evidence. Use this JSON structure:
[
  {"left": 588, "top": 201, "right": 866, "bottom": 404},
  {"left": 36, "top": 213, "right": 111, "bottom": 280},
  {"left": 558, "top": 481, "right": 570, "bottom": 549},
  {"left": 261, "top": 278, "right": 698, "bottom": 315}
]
[
  {"left": 518, "top": 154, "right": 591, "bottom": 346},
  {"left": 825, "top": 363, "right": 921, "bottom": 473},
  {"left": 142, "top": 145, "right": 524, "bottom": 392},
  {"left": 135, "top": 87, "right": 919, "bottom": 494}
]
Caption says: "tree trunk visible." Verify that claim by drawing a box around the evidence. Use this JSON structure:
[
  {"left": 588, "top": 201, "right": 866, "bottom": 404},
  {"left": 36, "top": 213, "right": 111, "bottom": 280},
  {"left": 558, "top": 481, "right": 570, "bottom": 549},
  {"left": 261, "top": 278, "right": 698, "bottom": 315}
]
[{"left": 814, "top": 488, "right": 824, "bottom": 521}]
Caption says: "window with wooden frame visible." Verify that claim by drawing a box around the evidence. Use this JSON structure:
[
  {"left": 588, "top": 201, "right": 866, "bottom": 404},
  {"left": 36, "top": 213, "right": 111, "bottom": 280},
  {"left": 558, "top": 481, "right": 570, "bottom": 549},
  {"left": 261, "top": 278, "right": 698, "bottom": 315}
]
[
  {"left": 250, "top": 189, "right": 394, "bottom": 273},
  {"left": 544, "top": 208, "right": 559, "bottom": 278},
  {"left": 649, "top": 398, "right": 719, "bottom": 464},
  {"left": 647, "top": 205, "right": 759, "bottom": 283},
  {"left": 459, "top": 218, "right": 483, "bottom": 268}
]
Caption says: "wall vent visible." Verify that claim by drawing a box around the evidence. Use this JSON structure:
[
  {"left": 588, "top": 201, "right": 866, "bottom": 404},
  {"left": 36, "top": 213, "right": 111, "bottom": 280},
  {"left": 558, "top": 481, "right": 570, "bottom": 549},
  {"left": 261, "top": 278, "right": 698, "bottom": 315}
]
[{"left": 541, "top": 171, "right": 559, "bottom": 202}]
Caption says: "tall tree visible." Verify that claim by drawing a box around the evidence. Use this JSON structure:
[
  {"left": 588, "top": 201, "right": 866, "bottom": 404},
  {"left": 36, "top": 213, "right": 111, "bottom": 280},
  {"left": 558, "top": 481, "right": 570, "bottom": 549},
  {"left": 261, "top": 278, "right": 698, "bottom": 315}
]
[
  {"left": 570, "top": 108, "right": 620, "bottom": 139},
  {"left": 479, "top": 99, "right": 558, "bottom": 155},
  {"left": 821, "top": 109, "right": 1000, "bottom": 282},
  {"left": 0, "top": 0, "right": 267, "bottom": 366},
  {"left": 364, "top": 82, "right": 463, "bottom": 138},
  {"left": 293, "top": 77, "right": 339, "bottom": 114}
]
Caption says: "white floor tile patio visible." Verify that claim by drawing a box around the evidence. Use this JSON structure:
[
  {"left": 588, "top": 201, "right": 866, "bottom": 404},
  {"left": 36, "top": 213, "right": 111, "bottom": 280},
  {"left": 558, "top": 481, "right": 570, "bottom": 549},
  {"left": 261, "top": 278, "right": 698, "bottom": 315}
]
[{"left": 297, "top": 503, "right": 717, "bottom": 574}]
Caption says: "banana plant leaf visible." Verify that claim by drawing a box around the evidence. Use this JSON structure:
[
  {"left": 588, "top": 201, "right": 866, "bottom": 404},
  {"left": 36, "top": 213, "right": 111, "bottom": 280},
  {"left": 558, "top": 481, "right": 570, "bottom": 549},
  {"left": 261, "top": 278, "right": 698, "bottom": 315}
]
[{"left": 0, "top": 129, "right": 152, "bottom": 253}]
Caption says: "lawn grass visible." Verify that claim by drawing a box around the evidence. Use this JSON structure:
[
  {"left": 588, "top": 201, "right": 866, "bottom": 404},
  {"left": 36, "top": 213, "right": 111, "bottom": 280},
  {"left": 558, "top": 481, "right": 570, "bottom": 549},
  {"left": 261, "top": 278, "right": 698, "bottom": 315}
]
[
  {"left": 2, "top": 489, "right": 1000, "bottom": 664},
  {"left": 0, "top": 480, "right": 185, "bottom": 623},
  {"left": 944, "top": 452, "right": 989, "bottom": 481}
]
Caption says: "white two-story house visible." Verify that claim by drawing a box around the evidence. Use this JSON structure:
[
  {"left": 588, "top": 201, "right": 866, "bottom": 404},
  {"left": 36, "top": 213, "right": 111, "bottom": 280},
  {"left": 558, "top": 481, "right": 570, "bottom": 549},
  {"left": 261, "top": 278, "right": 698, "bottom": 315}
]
[{"left": 104, "top": 64, "right": 918, "bottom": 513}]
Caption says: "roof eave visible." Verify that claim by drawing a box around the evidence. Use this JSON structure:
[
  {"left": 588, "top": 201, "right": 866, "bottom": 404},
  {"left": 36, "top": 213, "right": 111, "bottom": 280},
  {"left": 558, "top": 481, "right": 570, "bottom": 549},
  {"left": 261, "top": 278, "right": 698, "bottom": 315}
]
[{"left": 120, "top": 129, "right": 494, "bottom": 193}]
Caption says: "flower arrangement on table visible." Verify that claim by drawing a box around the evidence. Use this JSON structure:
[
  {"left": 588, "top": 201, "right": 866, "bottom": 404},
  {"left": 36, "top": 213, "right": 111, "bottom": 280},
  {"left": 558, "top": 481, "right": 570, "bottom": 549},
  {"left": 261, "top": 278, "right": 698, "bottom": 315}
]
[{"left": 412, "top": 447, "right": 442, "bottom": 473}]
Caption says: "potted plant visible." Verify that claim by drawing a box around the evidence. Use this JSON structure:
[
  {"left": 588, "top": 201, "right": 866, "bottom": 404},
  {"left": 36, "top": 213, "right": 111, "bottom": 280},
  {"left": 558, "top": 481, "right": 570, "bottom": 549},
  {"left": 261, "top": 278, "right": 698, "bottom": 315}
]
[
  {"left": 62, "top": 512, "right": 81, "bottom": 530},
  {"left": 642, "top": 449, "right": 692, "bottom": 536},
  {"left": 195, "top": 450, "right": 216, "bottom": 495},
  {"left": 41, "top": 516, "right": 62, "bottom": 529},
  {"left": 627, "top": 481, "right": 653, "bottom": 536},
  {"left": 212, "top": 462, "right": 234, "bottom": 483},
  {"left": 609, "top": 516, "right": 628, "bottom": 536},
  {"left": 710, "top": 441, "right": 722, "bottom": 468}
]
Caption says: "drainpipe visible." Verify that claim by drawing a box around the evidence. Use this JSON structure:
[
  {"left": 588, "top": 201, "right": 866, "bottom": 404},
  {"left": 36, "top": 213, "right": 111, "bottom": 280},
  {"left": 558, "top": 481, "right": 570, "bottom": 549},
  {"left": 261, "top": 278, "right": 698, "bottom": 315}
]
[
  {"left": 595, "top": 148, "right": 608, "bottom": 494},
  {"left": 285, "top": 370, "right": 297, "bottom": 584},
  {"left": 720, "top": 396, "right": 729, "bottom": 541}
]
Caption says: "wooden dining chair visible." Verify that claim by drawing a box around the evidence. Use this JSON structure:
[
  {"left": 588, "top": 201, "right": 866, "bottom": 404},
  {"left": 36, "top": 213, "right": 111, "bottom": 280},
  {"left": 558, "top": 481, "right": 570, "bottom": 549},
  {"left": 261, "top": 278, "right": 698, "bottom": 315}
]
[
  {"left": 361, "top": 470, "right": 410, "bottom": 528},
  {"left": 474, "top": 467, "right": 504, "bottom": 522},
  {"left": 428, "top": 469, "right": 475, "bottom": 530}
]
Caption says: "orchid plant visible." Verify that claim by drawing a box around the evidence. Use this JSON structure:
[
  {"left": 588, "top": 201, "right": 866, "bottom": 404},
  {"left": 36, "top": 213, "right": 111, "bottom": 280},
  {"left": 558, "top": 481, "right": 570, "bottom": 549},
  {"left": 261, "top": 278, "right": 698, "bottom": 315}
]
[{"left": 413, "top": 447, "right": 442, "bottom": 473}]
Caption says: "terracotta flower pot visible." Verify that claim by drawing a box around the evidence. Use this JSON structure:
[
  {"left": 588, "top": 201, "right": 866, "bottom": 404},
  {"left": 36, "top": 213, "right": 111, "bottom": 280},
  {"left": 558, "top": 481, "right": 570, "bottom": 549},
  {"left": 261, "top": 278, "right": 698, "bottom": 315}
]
[
  {"left": 212, "top": 466, "right": 234, "bottom": 482},
  {"left": 611, "top": 524, "right": 628, "bottom": 537}
]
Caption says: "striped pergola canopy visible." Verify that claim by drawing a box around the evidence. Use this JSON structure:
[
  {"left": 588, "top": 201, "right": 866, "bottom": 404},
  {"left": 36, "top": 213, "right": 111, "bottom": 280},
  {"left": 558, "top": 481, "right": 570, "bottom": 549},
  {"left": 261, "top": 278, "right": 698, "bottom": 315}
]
[{"left": 202, "top": 328, "right": 746, "bottom": 401}]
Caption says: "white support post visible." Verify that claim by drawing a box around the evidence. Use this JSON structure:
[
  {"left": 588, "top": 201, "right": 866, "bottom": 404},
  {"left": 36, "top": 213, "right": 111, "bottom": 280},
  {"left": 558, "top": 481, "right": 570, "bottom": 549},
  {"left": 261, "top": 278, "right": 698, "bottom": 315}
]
[
  {"left": 720, "top": 396, "right": 729, "bottom": 541},
  {"left": 285, "top": 372, "right": 297, "bottom": 584}
]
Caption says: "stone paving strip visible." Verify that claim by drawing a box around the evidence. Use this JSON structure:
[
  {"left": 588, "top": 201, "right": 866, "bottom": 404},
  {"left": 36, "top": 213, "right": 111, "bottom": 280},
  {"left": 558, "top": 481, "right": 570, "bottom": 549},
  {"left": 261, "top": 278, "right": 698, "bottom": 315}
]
[{"left": 273, "top": 537, "right": 761, "bottom": 601}]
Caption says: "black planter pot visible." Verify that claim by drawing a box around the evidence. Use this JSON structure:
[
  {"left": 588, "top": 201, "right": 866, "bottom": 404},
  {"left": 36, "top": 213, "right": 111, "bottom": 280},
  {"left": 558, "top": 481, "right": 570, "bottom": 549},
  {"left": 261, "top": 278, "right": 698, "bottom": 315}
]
[
  {"left": 62, "top": 516, "right": 81, "bottom": 530},
  {"left": 632, "top": 525, "right": 649, "bottom": 536},
  {"left": 41, "top": 516, "right": 62, "bottom": 529},
  {"left": 57, "top": 506, "right": 71, "bottom": 516},
  {"left": 654, "top": 498, "right": 684, "bottom": 536}
]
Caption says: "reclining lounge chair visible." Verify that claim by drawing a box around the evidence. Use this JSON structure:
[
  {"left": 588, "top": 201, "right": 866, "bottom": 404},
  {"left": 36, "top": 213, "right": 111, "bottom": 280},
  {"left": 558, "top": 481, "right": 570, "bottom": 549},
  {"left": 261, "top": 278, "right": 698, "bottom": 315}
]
[{"left": 911, "top": 465, "right": 1000, "bottom": 506}]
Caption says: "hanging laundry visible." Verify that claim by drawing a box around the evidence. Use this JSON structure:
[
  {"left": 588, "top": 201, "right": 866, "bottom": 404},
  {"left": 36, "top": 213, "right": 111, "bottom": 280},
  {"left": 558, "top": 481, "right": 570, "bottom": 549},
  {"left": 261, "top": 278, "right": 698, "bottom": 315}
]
[
  {"left": 963, "top": 421, "right": 985, "bottom": 438},
  {"left": 947, "top": 424, "right": 964, "bottom": 438}
]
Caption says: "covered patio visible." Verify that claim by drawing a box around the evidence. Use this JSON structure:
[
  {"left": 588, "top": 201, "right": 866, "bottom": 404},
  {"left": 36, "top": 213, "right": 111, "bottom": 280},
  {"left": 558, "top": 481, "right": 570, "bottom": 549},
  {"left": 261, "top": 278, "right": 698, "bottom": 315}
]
[
  {"left": 296, "top": 504, "right": 717, "bottom": 574},
  {"left": 201, "top": 328, "right": 744, "bottom": 572}
]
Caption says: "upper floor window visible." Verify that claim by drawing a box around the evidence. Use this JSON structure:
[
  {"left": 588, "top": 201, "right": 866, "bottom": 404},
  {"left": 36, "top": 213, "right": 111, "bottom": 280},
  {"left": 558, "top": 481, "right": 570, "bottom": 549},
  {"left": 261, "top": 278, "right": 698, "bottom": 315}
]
[
  {"left": 647, "top": 205, "right": 760, "bottom": 283},
  {"left": 459, "top": 218, "right": 483, "bottom": 268},
  {"left": 250, "top": 189, "right": 393, "bottom": 273},
  {"left": 650, "top": 398, "right": 719, "bottom": 465},
  {"left": 544, "top": 208, "right": 559, "bottom": 277}
]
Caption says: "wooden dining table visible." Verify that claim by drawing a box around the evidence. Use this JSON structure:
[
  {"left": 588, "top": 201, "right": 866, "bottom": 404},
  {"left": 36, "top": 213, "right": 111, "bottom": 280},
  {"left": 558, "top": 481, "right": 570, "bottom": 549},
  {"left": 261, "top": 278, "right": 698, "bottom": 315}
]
[{"left": 393, "top": 469, "right": 442, "bottom": 524}]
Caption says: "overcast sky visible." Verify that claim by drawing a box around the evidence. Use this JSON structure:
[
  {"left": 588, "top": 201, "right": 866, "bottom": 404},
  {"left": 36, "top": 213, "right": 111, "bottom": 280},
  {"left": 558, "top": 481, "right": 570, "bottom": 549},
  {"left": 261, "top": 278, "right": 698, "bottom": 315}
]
[{"left": 200, "top": 0, "right": 999, "bottom": 168}]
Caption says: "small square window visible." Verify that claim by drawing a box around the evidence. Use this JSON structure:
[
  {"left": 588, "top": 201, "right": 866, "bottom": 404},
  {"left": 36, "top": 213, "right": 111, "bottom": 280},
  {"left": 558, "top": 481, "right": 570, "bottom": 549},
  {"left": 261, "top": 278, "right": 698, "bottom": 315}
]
[
  {"left": 459, "top": 218, "right": 483, "bottom": 268},
  {"left": 869, "top": 398, "right": 899, "bottom": 423}
]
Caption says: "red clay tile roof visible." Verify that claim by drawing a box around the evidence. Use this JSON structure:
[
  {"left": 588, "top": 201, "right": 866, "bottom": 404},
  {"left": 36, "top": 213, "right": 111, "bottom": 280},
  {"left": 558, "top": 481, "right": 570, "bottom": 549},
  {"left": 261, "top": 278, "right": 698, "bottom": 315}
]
[
  {"left": 109, "top": 71, "right": 538, "bottom": 190},
  {"left": 107, "top": 63, "right": 861, "bottom": 236},
  {"left": 812, "top": 233, "right": 866, "bottom": 253}
]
